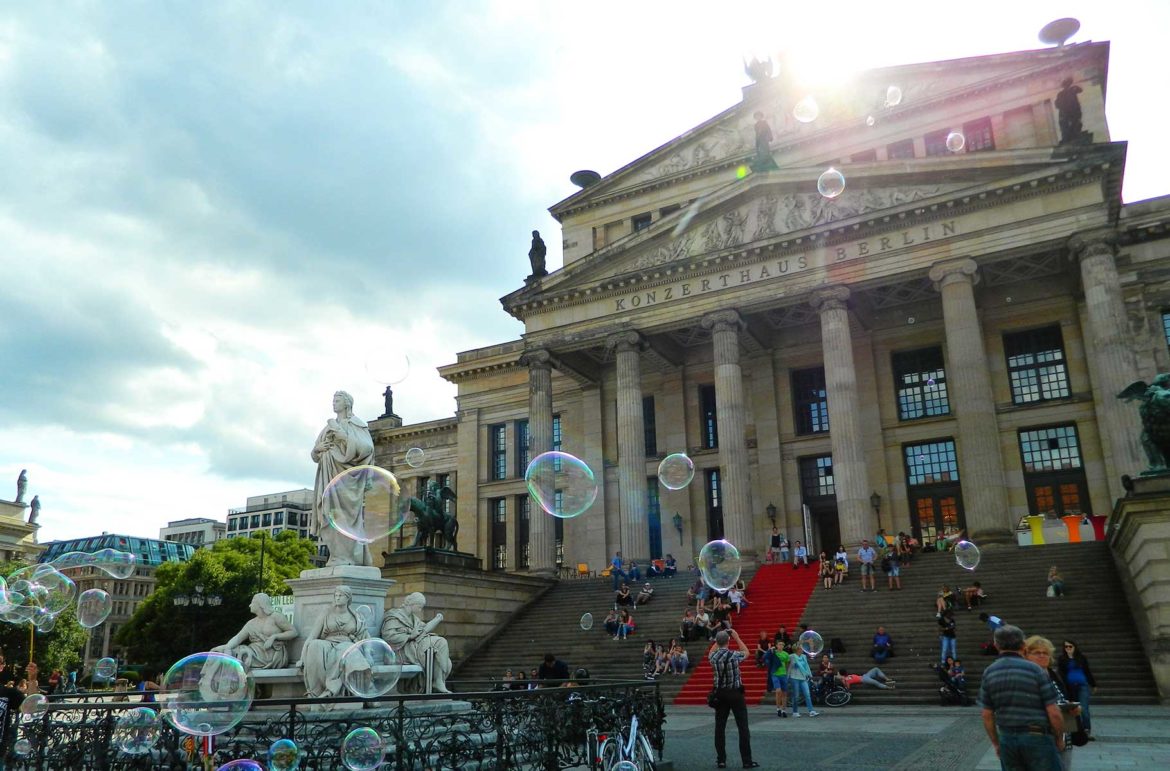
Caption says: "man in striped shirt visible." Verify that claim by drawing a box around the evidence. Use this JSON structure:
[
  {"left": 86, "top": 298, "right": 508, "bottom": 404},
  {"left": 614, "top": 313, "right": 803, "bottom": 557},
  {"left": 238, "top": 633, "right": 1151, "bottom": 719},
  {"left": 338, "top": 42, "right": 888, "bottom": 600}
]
[
  {"left": 709, "top": 629, "right": 760, "bottom": 769},
  {"left": 979, "top": 624, "right": 1064, "bottom": 769}
]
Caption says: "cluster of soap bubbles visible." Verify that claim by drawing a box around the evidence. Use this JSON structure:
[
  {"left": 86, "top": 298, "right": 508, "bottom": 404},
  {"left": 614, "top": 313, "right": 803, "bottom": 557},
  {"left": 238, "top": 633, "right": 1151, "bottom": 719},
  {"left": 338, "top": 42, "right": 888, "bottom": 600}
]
[
  {"left": 525, "top": 451, "right": 599, "bottom": 519},
  {"left": 955, "top": 540, "right": 981, "bottom": 570},
  {"left": 0, "top": 550, "right": 134, "bottom": 635},
  {"left": 159, "top": 652, "right": 254, "bottom": 738},
  {"left": 341, "top": 727, "right": 385, "bottom": 771},
  {"left": 698, "top": 540, "right": 742, "bottom": 591},
  {"left": 323, "top": 465, "right": 410, "bottom": 545},
  {"left": 799, "top": 629, "right": 824, "bottom": 657}
]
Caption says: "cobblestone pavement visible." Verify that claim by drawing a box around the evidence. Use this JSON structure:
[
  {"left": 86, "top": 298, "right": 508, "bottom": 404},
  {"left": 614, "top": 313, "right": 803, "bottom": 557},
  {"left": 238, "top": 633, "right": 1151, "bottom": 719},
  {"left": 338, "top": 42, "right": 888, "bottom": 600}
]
[{"left": 660, "top": 705, "right": 1170, "bottom": 770}]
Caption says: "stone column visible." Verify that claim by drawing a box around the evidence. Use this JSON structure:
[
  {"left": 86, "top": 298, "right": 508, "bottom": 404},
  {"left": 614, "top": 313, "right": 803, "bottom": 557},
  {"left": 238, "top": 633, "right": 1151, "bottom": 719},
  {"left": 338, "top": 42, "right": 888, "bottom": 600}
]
[
  {"left": 1069, "top": 228, "right": 1145, "bottom": 499},
  {"left": 810, "top": 287, "right": 873, "bottom": 546},
  {"left": 928, "top": 258, "right": 1011, "bottom": 540},
  {"left": 700, "top": 311, "right": 754, "bottom": 554},
  {"left": 520, "top": 349, "right": 556, "bottom": 576},
  {"left": 606, "top": 332, "right": 649, "bottom": 562}
]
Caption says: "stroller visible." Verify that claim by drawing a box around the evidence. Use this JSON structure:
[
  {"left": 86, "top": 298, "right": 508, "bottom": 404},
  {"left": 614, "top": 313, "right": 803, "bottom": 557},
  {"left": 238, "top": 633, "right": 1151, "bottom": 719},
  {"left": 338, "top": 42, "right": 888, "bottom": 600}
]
[{"left": 932, "top": 663, "right": 973, "bottom": 706}]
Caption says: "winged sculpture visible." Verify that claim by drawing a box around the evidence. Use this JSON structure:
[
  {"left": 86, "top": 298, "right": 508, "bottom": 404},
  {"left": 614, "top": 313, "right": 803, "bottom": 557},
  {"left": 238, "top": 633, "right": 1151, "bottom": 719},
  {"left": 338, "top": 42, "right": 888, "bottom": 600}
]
[
  {"left": 408, "top": 480, "right": 459, "bottom": 551},
  {"left": 1117, "top": 373, "right": 1170, "bottom": 472}
]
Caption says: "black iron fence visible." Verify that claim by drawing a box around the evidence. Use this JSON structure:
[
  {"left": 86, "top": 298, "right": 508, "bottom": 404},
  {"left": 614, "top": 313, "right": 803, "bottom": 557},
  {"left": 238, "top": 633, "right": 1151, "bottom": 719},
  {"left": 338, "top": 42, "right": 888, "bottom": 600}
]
[{"left": 10, "top": 679, "right": 664, "bottom": 770}]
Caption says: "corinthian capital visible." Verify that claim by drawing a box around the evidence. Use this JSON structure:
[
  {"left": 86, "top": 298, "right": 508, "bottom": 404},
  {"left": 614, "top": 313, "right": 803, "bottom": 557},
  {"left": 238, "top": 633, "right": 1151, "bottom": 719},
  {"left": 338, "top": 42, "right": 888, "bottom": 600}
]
[
  {"left": 809, "top": 285, "right": 850, "bottom": 313},
  {"left": 700, "top": 309, "right": 744, "bottom": 333},
  {"left": 519, "top": 348, "right": 552, "bottom": 371},
  {"left": 604, "top": 330, "right": 645, "bottom": 354},
  {"left": 928, "top": 257, "right": 979, "bottom": 291},
  {"left": 1067, "top": 228, "right": 1118, "bottom": 262}
]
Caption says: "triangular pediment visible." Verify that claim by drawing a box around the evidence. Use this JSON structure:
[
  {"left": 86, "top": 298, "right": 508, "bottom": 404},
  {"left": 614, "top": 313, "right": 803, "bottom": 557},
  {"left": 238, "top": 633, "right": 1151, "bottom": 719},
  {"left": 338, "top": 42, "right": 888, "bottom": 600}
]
[{"left": 550, "top": 43, "right": 1107, "bottom": 218}]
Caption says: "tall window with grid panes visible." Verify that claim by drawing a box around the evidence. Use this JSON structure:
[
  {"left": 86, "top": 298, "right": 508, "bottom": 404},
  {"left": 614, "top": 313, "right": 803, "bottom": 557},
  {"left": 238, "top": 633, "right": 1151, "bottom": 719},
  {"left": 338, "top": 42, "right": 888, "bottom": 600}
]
[
  {"left": 647, "top": 478, "right": 662, "bottom": 559},
  {"left": 1004, "top": 326, "right": 1070, "bottom": 404},
  {"left": 489, "top": 424, "right": 507, "bottom": 480},
  {"left": 798, "top": 455, "right": 837, "bottom": 552},
  {"left": 490, "top": 498, "right": 507, "bottom": 570},
  {"left": 892, "top": 347, "right": 950, "bottom": 420},
  {"left": 1017, "top": 425, "right": 1091, "bottom": 519},
  {"left": 792, "top": 368, "right": 830, "bottom": 435},
  {"left": 515, "top": 494, "right": 530, "bottom": 569},
  {"left": 902, "top": 440, "right": 964, "bottom": 547},
  {"left": 704, "top": 468, "right": 722, "bottom": 541}
]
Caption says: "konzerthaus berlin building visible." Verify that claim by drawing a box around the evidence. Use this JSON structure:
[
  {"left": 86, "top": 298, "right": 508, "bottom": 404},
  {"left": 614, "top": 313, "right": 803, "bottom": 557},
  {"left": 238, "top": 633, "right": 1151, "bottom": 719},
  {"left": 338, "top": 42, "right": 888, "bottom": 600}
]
[{"left": 372, "top": 40, "right": 1170, "bottom": 577}]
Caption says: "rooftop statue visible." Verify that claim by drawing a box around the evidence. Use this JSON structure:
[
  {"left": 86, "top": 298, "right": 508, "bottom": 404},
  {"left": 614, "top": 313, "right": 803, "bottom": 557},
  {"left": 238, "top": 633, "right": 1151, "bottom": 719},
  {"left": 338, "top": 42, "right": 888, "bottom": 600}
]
[
  {"left": 527, "top": 230, "right": 548, "bottom": 280},
  {"left": 28, "top": 496, "right": 40, "bottom": 524},
  {"left": 1118, "top": 374, "right": 1170, "bottom": 472},
  {"left": 311, "top": 391, "right": 375, "bottom": 567},
  {"left": 15, "top": 469, "right": 27, "bottom": 505},
  {"left": 408, "top": 480, "right": 458, "bottom": 551},
  {"left": 1055, "top": 77, "right": 1089, "bottom": 145}
]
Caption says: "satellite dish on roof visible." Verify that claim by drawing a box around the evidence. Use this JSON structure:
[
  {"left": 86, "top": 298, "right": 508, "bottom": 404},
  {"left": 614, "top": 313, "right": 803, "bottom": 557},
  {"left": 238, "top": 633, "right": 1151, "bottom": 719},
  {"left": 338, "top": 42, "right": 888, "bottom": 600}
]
[
  {"left": 570, "top": 170, "right": 601, "bottom": 188},
  {"left": 1038, "top": 17, "right": 1080, "bottom": 47}
]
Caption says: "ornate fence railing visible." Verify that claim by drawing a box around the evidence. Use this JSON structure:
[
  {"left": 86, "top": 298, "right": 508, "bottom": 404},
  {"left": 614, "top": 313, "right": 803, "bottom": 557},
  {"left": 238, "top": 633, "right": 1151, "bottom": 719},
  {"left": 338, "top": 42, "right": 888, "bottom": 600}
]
[{"left": 11, "top": 679, "right": 664, "bottom": 770}]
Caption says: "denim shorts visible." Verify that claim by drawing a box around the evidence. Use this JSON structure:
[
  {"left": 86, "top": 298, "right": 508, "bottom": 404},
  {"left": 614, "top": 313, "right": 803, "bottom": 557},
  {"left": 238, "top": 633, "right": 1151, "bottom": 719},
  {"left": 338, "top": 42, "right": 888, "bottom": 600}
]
[
  {"left": 770, "top": 674, "right": 787, "bottom": 691},
  {"left": 888, "top": 564, "right": 900, "bottom": 577}
]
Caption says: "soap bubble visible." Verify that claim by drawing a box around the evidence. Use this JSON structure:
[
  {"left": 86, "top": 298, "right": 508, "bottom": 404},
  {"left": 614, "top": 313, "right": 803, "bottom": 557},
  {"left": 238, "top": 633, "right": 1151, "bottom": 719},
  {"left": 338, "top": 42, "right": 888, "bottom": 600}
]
[
  {"left": 323, "top": 465, "right": 409, "bottom": 545},
  {"left": 799, "top": 630, "right": 824, "bottom": 657},
  {"left": 885, "top": 85, "right": 903, "bottom": 107},
  {"left": 525, "top": 451, "right": 598, "bottom": 519},
  {"left": 114, "top": 707, "right": 160, "bottom": 755},
  {"left": 356, "top": 604, "right": 373, "bottom": 630},
  {"left": 657, "top": 453, "right": 695, "bottom": 491},
  {"left": 793, "top": 95, "right": 819, "bottom": 123},
  {"left": 736, "top": 165, "right": 750, "bottom": 179},
  {"left": 51, "top": 548, "right": 136, "bottom": 579},
  {"left": 817, "top": 168, "right": 846, "bottom": 199},
  {"left": 614, "top": 763, "right": 638, "bottom": 771},
  {"left": 955, "top": 540, "right": 981, "bottom": 570},
  {"left": 17, "top": 565, "right": 76, "bottom": 614},
  {"left": 698, "top": 540, "right": 742, "bottom": 591},
  {"left": 268, "top": 738, "right": 302, "bottom": 771},
  {"left": 13, "top": 739, "right": 31, "bottom": 756},
  {"left": 364, "top": 353, "right": 410, "bottom": 386},
  {"left": 95, "top": 657, "right": 118, "bottom": 681},
  {"left": 946, "top": 131, "right": 965, "bottom": 152},
  {"left": 77, "top": 588, "right": 113, "bottom": 629},
  {"left": 33, "top": 613, "right": 56, "bottom": 633},
  {"left": 672, "top": 196, "right": 709, "bottom": 238},
  {"left": 160, "top": 652, "right": 253, "bottom": 737},
  {"left": 216, "top": 761, "right": 263, "bottom": 771},
  {"left": 404, "top": 447, "right": 425, "bottom": 468},
  {"left": 341, "top": 727, "right": 385, "bottom": 771},
  {"left": 926, "top": 377, "right": 936, "bottom": 387},
  {"left": 342, "top": 639, "right": 400, "bottom": 699},
  {"left": 866, "top": 115, "right": 876, "bottom": 127},
  {"left": 580, "top": 612, "right": 593, "bottom": 631},
  {"left": 19, "top": 693, "right": 47, "bottom": 717}
]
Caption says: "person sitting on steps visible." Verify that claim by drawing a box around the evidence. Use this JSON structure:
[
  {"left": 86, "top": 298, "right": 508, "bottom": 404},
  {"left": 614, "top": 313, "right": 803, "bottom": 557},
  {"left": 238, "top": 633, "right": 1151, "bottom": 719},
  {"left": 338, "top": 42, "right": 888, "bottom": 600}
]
[
  {"left": 872, "top": 626, "right": 894, "bottom": 664},
  {"left": 962, "top": 581, "right": 988, "bottom": 609},
  {"left": 679, "top": 608, "right": 697, "bottom": 642},
  {"left": 615, "top": 583, "right": 634, "bottom": 607},
  {"left": 1048, "top": 566, "right": 1066, "bottom": 598},
  {"left": 636, "top": 582, "right": 655, "bottom": 605}
]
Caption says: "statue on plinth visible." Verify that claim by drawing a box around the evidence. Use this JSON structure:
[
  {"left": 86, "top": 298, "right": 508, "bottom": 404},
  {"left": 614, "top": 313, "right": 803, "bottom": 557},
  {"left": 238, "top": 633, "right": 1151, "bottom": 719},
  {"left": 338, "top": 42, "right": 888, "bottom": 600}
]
[
  {"left": 1119, "top": 374, "right": 1170, "bottom": 472},
  {"left": 15, "top": 469, "right": 27, "bottom": 505},
  {"left": 311, "top": 391, "right": 375, "bottom": 567},
  {"left": 298, "top": 586, "right": 369, "bottom": 703},
  {"left": 211, "top": 593, "right": 297, "bottom": 671},
  {"left": 408, "top": 480, "right": 458, "bottom": 551},
  {"left": 27, "top": 496, "right": 40, "bottom": 525},
  {"left": 381, "top": 592, "right": 452, "bottom": 694},
  {"left": 750, "top": 111, "right": 779, "bottom": 172},
  {"left": 1055, "top": 77, "right": 1088, "bottom": 145},
  {"left": 527, "top": 230, "right": 548, "bottom": 280}
]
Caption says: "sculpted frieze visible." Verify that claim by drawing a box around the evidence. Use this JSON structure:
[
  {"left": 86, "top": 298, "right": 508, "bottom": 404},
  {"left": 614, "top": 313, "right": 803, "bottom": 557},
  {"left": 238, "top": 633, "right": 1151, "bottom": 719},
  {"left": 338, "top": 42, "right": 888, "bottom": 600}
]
[{"left": 629, "top": 185, "right": 944, "bottom": 271}]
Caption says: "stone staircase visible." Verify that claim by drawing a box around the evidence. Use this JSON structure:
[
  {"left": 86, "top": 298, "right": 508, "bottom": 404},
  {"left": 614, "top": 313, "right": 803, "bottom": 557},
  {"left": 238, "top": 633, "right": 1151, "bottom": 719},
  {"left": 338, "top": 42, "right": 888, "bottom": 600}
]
[
  {"left": 791, "top": 541, "right": 1158, "bottom": 705},
  {"left": 451, "top": 572, "right": 703, "bottom": 698}
]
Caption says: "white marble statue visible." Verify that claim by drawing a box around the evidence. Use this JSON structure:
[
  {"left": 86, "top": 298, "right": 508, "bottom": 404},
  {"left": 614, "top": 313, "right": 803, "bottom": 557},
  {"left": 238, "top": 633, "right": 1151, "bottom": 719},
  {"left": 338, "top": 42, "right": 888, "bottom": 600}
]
[
  {"left": 297, "top": 586, "right": 369, "bottom": 703},
  {"left": 311, "top": 391, "right": 376, "bottom": 567},
  {"left": 380, "top": 592, "right": 452, "bottom": 694},
  {"left": 212, "top": 593, "right": 297, "bottom": 671}
]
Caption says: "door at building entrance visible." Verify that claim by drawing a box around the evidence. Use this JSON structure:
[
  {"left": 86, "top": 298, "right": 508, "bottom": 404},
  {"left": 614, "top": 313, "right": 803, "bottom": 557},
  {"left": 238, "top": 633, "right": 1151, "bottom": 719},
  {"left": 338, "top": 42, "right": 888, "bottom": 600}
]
[
  {"left": 809, "top": 503, "right": 840, "bottom": 555},
  {"left": 910, "top": 489, "right": 965, "bottom": 548},
  {"left": 705, "top": 469, "right": 724, "bottom": 541}
]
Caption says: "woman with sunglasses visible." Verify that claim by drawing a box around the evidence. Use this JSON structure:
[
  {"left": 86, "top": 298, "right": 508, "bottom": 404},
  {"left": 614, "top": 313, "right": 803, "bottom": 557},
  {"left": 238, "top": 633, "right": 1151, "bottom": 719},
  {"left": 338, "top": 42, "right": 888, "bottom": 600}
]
[
  {"left": 1025, "top": 636, "right": 1080, "bottom": 769},
  {"left": 1057, "top": 640, "right": 1097, "bottom": 739}
]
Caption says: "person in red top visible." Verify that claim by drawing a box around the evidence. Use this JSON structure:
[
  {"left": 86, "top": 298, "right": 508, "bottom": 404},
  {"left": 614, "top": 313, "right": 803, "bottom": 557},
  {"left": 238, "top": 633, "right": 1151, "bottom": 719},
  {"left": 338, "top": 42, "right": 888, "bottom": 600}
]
[{"left": 839, "top": 667, "right": 897, "bottom": 690}]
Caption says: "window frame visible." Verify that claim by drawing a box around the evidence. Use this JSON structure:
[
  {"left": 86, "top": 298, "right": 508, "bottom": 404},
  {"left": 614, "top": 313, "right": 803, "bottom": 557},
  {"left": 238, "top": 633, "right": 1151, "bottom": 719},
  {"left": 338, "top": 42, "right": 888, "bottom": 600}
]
[
  {"left": 1003, "top": 325, "right": 1071, "bottom": 405},
  {"left": 792, "top": 367, "right": 830, "bottom": 436},
  {"left": 489, "top": 423, "right": 507, "bottom": 480},
  {"left": 699, "top": 385, "right": 719, "bottom": 449},
  {"left": 643, "top": 395, "right": 658, "bottom": 456},
  {"left": 892, "top": 346, "right": 950, "bottom": 421}
]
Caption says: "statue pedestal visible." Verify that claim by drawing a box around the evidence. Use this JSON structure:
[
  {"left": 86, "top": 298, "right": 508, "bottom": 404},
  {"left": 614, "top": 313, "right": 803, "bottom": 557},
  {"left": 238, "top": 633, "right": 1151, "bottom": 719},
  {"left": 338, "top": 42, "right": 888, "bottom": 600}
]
[{"left": 285, "top": 565, "right": 396, "bottom": 664}]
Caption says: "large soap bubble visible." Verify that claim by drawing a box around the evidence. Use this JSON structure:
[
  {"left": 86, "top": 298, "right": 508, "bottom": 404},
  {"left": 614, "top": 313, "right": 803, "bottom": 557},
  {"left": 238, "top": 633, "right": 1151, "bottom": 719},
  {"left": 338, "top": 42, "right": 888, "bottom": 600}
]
[
  {"left": 657, "top": 453, "right": 695, "bottom": 491},
  {"left": 19, "top": 693, "right": 47, "bottom": 717},
  {"left": 268, "top": 738, "right": 302, "bottom": 771},
  {"left": 404, "top": 447, "right": 425, "bottom": 468},
  {"left": 817, "top": 168, "right": 846, "bottom": 199},
  {"left": 946, "top": 131, "right": 965, "bottom": 152},
  {"left": 365, "top": 352, "right": 410, "bottom": 386},
  {"left": 955, "top": 540, "right": 981, "bottom": 571},
  {"left": 160, "top": 652, "right": 253, "bottom": 737},
  {"left": 698, "top": 540, "right": 742, "bottom": 591},
  {"left": 113, "top": 707, "right": 160, "bottom": 755},
  {"left": 77, "top": 588, "right": 113, "bottom": 629},
  {"left": 525, "top": 451, "right": 598, "bottom": 519},
  {"left": 341, "top": 727, "right": 385, "bottom": 771},
  {"left": 323, "top": 465, "right": 409, "bottom": 545},
  {"left": 95, "top": 657, "right": 118, "bottom": 681},
  {"left": 799, "top": 630, "right": 824, "bottom": 657},
  {"left": 217, "top": 761, "right": 263, "bottom": 771},
  {"left": 342, "top": 638, "right": 400, "bottom": 699},
  {"left": 51, "top": 548, "right": 137, "bottom": 579},
  {"left": 793, "top": 95, "right": 819, "bottom": 123}
]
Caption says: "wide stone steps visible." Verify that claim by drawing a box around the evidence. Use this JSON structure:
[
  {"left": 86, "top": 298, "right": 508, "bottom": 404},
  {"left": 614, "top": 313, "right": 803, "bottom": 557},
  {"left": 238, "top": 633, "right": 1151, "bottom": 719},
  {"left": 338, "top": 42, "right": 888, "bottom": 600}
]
[{"left": 788, "top": 541, "right": 1157, "bottom": 705}]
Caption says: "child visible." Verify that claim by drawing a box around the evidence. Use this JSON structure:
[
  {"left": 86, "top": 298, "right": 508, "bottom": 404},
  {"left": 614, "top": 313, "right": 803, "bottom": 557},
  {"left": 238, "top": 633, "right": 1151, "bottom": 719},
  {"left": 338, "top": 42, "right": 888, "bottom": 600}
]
[
  {"left": 949, "top": 658, "right": 967, "bottom": 690},
  {"left": 765, "top": 642, "right": 790, "bottom": 717},
  {"left": 833, "top": 553, "right": 847, "bottom": 585}
]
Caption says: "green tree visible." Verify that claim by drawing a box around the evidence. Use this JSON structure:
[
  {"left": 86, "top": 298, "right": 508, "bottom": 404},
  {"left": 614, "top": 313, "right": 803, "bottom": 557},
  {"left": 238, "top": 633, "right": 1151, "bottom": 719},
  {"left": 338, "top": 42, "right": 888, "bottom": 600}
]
[{"left": 116, "top": 531, "right": 316, "bottom": 676}]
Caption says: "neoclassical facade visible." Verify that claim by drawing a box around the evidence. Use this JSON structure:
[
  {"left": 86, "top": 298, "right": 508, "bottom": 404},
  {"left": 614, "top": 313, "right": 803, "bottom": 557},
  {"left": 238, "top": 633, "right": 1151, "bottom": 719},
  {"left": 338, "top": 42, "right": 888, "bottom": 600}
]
[{"left": 374, "top": 41, "right": 1170, "bottom": 576}]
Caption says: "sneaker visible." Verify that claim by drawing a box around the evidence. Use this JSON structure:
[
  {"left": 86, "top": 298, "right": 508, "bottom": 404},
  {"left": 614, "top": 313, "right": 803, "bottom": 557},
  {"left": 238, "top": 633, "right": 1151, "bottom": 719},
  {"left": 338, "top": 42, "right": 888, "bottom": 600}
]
[
  {"left": 809, "top": 710, "right": 820, "bottom": 717},
  {"left": 791, "top": 712, "right": 801, "bottom": 717},
  {"left": 781, "top": 710, "right": 787, "bottom": 718},
  {"left": 776, "top": 708, "right": 783, "bottom": 717}
]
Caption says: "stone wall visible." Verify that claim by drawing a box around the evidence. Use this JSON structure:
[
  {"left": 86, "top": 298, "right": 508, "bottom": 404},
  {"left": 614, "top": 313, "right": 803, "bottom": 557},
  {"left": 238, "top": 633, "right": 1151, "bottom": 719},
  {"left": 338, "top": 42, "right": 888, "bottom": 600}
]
[
  {"left": 1110, "top": 476, "right": 1170, "bottom": 702},
  {"left": 380, "top": 549, "right": 552, "bottom": 669}
]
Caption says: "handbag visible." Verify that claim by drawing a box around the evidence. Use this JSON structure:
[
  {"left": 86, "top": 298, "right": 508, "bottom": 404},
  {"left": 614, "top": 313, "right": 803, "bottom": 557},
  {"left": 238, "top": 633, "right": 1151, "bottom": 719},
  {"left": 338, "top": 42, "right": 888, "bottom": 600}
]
[
  {"left": 706, "top": 688, "right": 718, "bottom": 708},
  {"left": 1047, "top": 585, "right": 1056, "bottom": 598}
]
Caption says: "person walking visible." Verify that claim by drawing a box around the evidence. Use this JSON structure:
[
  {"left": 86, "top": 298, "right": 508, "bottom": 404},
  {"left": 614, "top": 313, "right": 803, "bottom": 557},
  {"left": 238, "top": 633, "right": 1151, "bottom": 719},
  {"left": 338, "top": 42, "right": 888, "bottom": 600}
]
[
  {"left": 708, "top": 629, "right": 760, "bottom": 769},
  {"left": 857, "top": 539, "right": 878, "bottom": 592},
  {"left": 979, "top": 624, "right": 1065, "bottom": 770},
  {"left": 786, "top": 645, "right": 817, "bottom": 717}
]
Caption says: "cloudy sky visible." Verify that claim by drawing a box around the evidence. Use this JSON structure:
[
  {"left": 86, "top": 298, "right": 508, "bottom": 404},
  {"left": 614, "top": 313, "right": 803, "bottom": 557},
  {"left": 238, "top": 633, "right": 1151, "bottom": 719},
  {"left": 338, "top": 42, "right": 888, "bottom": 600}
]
[{"left": 3, "top": 1, "right": 1167, "bottom": 543}]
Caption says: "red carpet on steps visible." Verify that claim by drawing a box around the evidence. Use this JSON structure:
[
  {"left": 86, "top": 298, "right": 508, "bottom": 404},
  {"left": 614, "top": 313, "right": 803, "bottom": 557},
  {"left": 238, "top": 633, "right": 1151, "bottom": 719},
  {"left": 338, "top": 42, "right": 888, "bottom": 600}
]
[{"left": 673, "top": 564, "right": 821, "bottom": 706}]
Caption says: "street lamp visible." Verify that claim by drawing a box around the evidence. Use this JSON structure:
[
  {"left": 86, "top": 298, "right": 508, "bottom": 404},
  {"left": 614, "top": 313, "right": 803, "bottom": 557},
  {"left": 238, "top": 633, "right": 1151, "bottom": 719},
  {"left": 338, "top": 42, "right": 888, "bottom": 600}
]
[
  {"left": 672, "top": 512, "right": 683, "bottom": 544},
  {"left": 766, "top": 502, "right": 777, "bottom": 527},
  {"left": 173, "top": 584, "right": 222, "bottom": 652},
  {"left": 870, "top": 492, "right": 882, "bottom": 530}
]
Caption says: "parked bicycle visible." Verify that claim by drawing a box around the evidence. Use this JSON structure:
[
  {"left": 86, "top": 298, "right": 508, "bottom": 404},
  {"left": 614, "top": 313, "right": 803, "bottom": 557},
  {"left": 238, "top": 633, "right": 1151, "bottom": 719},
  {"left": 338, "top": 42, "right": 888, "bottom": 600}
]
[
  {"left": 598, "top": 711, "right": 657, "bottom": 770},
  {"left": 809, "top": 678, "right": 852, "bottom": 708}
]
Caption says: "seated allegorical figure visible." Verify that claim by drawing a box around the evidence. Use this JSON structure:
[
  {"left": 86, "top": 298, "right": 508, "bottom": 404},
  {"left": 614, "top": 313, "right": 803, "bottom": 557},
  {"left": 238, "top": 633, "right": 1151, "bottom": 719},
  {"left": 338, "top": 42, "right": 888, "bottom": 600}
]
[
  {"left": 380, "top": 592, "right": 452, "bottom": 694},
  {"left": 297, "top": 585, "right": 369, "bottom": 702},
  {"left": 212, "top": 593, "right": 299, "bottom": 672}
]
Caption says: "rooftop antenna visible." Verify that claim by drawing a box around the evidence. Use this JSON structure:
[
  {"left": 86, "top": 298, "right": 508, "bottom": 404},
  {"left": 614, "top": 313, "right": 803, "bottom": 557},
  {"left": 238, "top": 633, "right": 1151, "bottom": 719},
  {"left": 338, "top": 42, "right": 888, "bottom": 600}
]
[
  {"left": 1038, "top": 17, "right": 1080, "bottom": 47},
  {"left": 569, "top": 170, "right": 601, "bottom": 189}
]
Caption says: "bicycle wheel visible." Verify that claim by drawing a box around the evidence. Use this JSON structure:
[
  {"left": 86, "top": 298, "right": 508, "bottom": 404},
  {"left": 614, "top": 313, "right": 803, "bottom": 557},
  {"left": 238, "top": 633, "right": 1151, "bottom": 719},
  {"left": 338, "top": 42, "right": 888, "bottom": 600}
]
[
  {"left": 824, "top": 687, "right": 852, "bottom": 708},
  {"left": 633, "top": 732, "right": 658, "bottom": 770},
  {"left": 598, "top": 737, "right": 621, "bottom": 770}
]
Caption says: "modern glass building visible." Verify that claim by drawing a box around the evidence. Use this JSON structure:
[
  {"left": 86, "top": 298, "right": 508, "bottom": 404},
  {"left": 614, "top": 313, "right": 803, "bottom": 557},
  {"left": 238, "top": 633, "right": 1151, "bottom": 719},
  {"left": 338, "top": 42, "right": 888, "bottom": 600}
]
[{"left": 40, "top": 533, "right": 196, "bottom": 566}]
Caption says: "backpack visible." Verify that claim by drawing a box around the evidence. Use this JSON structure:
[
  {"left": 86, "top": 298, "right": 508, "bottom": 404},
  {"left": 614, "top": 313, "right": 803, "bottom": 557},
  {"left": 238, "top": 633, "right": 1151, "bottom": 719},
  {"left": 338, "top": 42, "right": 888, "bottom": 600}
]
[{"left": 830, "top": 637, "right": 846, "bottom": 654}]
